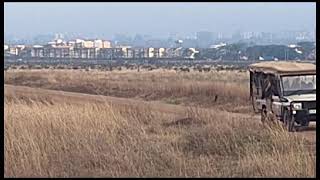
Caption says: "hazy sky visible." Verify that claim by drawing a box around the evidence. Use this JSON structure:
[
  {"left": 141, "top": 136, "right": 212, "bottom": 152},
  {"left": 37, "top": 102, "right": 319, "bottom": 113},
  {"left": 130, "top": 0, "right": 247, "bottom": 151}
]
[{"left": 4, "top": 2, "right": 316, "bottom": 38}]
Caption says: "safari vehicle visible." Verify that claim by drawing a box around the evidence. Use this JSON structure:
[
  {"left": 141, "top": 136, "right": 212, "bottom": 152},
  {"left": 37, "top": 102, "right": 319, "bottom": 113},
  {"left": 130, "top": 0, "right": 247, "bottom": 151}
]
[{"left": 249, "top": 61, "right": 316, "bottom": 132}]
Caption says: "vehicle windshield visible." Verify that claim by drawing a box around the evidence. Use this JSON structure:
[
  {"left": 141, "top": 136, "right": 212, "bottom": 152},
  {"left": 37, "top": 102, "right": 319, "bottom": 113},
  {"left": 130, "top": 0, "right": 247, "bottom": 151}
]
[{"left": 281, "top": 74, "right": 316, "bottom": 96}]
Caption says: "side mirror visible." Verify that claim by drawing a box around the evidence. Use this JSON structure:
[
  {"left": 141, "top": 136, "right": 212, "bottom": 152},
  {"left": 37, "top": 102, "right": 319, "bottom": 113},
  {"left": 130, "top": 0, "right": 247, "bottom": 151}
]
[
  {"left": 272, "top": 96, "right": 288, "bottom": 102},
  {"left": 280, "top": 97, "right": 288, "bottom": 102}
]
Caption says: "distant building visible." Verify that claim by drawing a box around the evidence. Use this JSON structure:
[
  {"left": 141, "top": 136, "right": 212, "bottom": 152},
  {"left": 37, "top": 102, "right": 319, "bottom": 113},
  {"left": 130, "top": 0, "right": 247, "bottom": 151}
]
[
  {"left": 9, "top": 47, "right": 18, "bottom": 55},
  {"left": 158, "top": 48, "right": 165, "bottom": 58},
  {"left": 148, "top": 47, "right": 154, "bottom": 58},
  {"left": 102, "top": 40, "right": 111, "bottom": 48},
  {"left": 184, "top": 48, "right": 199, "bottom": 59},
  {"left": 78, "top": 39, "right": 112, "bottom": 49},
  {"left": 74, "top": 39, "right": 84, "bottom": 48},
  {"left": 55, "top": 39, "right": 64, "bottom": 45},
  {"left": 82, "top": 40, "right": 94, "bottom": 48},
  {"left": 67, "top": 41, "right": 76, "bottom": 47},
  {"left": 16, "top": 45, "right": 25, "bottom": 49},
  {"left": 8, "top": 45, "right": 26, "bottom": 56},
  {"left": 75, "top": 39, "right": 84, "bottom": 43},
  {"left": 114, "top": 45, "right": 131, "bottom": 58},
  {"left": 166, "top": 47, "right": 183, "bottom": 58},
  {"left": 31, "top": 45, "right": 44, "bottom": 57},
  {"left": 93, "top": 39, "right": 103, "bottom": 48},
  {"left": 241, "top": 32, "right": 254, "bottom": 39}
]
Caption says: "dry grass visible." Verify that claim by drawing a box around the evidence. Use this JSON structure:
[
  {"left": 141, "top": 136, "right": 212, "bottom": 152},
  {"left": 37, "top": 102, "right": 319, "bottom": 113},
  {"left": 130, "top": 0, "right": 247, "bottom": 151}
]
[
  {"left": 4, "top": 96, "right": 315, "bottom": 177},
  {"left": 4, "top": 69, "right": 315, "bottom": 177},
  {"left": 4, "top": 69, "right": 249, "bottom": 111}
]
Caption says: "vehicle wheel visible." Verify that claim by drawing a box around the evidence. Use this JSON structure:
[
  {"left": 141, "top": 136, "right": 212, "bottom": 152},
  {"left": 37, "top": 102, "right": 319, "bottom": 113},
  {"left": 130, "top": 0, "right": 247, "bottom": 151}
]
[
  {"left": 300, "top": 117, "right": 310, "bottom": 127},
  {"left": 283, "top": 109, "right": 295, "bottom": 132},
  {"left": 261, "top": 107, "right": 267, "bottom": 124}
]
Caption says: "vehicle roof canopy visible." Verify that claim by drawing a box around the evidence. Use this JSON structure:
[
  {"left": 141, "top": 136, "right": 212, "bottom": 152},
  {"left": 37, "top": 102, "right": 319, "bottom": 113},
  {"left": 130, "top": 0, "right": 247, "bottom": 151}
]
[{"left": 249, "top": 61, "right": 316, "bottom": 75}]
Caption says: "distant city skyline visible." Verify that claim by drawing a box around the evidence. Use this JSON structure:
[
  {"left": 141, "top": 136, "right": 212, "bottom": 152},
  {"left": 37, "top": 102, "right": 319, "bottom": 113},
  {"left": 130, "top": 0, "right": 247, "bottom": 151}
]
[{"left": 4, "top": 2, "right": 316, "bottom": 39}]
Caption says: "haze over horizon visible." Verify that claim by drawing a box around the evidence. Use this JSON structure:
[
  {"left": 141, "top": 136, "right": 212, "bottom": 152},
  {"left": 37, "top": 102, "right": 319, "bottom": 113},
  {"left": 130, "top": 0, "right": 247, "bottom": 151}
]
[{"left": 4, "top": 2, "right": 316, "bottom": 39}]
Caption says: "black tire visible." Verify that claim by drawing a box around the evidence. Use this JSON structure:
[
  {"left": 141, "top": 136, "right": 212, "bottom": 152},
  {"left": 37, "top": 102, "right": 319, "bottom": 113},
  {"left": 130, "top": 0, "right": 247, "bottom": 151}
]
[
  {"left": 261, "top": 107, "right": 267, "bottom": 123},
  {"left": 300, "top": 117, "right": 310, "bottom": 127},
  {"left": 283, "top": 109, "right": 295, "bottom": 132}
]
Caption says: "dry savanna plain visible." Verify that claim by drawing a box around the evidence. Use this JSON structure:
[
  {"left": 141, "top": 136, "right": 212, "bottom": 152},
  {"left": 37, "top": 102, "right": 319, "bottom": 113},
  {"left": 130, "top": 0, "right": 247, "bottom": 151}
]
[{"left": 4, "top": 68, "right": 316, "bottom": 177}]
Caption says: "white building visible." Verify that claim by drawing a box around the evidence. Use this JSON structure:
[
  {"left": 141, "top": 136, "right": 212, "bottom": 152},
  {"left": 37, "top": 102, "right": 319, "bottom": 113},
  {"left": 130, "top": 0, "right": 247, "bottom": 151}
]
[
  {"left": 8, "top": 45, "right": 26, "bottom": 56},
  {"left": 16, "top": 45, "right": 25, "bottom": 50},
  {"left": 9, "top": 47, "right": 19, "bottom": 55},
  {"left": 184, "top": 48, "right": 199, "bottom": 59},
  {"left": 159, "top": 48, "right": 165, "bottom": 57},
  {"left": 67, "top": 41, "right": 76, "bottom": 46},
  {"left": 148, "top": 47, "right": 154, "bottom": 58},
  {"left": 82, "top": 40, "right": 94, "bottom": 48},
  {"left": 94, "top": 39, "right": 103, "bottom": 48},
  {"left": 102, "top": 40, "right": 111, "bottom": 48},
  {"left": 31, "top": 45, "right": 44, "bottom": 57}
]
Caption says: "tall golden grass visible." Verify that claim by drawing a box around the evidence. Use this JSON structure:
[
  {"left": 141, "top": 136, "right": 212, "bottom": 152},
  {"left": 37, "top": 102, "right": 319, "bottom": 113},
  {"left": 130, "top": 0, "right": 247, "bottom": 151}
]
[
  {"left": 4, "top": 97, "right": 315, "bottom": 177},
  {"left": 4, "top": 70, "right": 249, "bottom": 109}
]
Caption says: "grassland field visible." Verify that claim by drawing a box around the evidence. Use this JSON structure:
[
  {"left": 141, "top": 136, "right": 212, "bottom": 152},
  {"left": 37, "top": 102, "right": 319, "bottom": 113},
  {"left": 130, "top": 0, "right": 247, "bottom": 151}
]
[{"left": 4, "top": 69, "right": 316, "bottom": 177}]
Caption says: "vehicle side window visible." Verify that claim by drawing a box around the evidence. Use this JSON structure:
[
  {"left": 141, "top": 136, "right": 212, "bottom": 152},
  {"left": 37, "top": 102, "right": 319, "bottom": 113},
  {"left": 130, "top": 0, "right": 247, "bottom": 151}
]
[
  {"left": 261, "top": 74, "right": 268, "bottom": 99},
  {"left": 261, "top": 74, "right": 279, "bottom": 98},
  {"left": 253, "top": 73, "right": 260, "bottom": 87},
  {"left": 252, "top": 72, "right": 262, "bottom": 96},
  {"left": 271, "top": 77, "right": 280, "bottom": 96}
]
